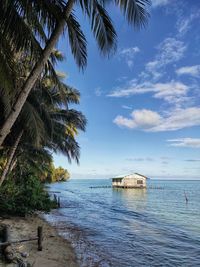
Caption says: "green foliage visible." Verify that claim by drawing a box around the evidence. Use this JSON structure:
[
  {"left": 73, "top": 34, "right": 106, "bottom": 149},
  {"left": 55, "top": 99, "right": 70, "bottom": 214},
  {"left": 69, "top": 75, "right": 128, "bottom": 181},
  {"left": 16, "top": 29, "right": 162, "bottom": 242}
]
[
  {"left": 52, "top": 166, "right": 70, "bottom": 182},
  {"left": 0, "top": 171, "right": 57, "bottom": 216}
]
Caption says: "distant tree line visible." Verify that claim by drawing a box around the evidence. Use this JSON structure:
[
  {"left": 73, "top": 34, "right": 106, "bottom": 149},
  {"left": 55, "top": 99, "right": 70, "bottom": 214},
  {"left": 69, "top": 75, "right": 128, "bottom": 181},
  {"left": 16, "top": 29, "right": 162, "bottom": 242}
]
[{"left": 48, "top": 165, "right": 70, "bottom": 183}]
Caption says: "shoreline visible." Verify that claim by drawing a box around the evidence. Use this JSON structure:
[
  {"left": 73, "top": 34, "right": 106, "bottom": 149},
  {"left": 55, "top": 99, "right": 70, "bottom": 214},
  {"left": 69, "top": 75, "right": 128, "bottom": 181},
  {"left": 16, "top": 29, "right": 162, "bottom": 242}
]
[{"left": 0, "top": 214, "right": 79, "bottom": 267}]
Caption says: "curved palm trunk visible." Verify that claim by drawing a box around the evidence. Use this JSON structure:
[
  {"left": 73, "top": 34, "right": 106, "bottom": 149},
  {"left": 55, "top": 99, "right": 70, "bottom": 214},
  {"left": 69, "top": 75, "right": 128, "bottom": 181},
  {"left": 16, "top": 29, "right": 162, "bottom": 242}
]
[
  {"left": 0, "top": 131, "right": 23, "bottom": 186},
  {"left": 8, "top": 158, "right": 17, "bottom": 173},
  {"left": 0, "top": 0, "right": 75, "bottom": 147}
]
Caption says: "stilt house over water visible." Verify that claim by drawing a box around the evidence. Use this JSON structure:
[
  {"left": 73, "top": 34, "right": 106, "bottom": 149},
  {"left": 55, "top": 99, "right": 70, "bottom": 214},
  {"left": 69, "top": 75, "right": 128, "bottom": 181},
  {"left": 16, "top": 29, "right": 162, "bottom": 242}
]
[{"left": 112, "top": 173, "right": 147, "bottom": 188}]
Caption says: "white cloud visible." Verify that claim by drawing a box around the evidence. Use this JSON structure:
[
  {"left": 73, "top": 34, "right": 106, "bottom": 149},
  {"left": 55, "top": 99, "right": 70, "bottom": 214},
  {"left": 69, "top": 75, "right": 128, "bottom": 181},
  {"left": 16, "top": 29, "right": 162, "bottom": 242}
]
[
  {"left": 176, "top": 65, "right": 200, "bottom": 77},
  {"left": 122, "top": 105, "right": 132, "bottom": 110},
  {"left": 133, "top": 109, "right": 162, "bottom": 127},
  {"left": 176, "top": 11, "right": 200, "bottom": 36},
  {"left": 120, "top": 47, "right": 140, "bottom": 56},
  {"left": 177, "top": 18, "right": 190, "bottom": 35},
  {"left": 114, "top": 107, "right": 200, "bottom": 132},
  {"left": 114, "top": 109, "right": 161, "bottom": 129},
  {"left": 151, "top": 0, "right": 170, "bottom": 7},
  {"left": 157, "top": 37, "right": 186, "bottom": 63},
  {"left": 119, "top": 47, "right": 140, "bottom": 68},
  {"left": 126, "top": 157, "right": 154, "bottom": 162},
  {"left": 114, "top": 115, "right": 136, "bottom": 129},
  {"left": 108, "top": 80, "right": 189, "bottom": 105},
  {"left": 151, "top": 107, "right": 200, "bottom": 132},
  {"left": 112, "top": 38, "right": 187, "bottom": 101},
  {"left": 95, "top": 87, "right": 102, "bottom": 96},
  {"left": 167, "top": 138, "right": 200, "bottom": 148},
  {"left": 127, "top": 60, "right": 133, "bottom": 68},
  {"left": 145, "top": 38, "right": 187, "bottom": 79}
]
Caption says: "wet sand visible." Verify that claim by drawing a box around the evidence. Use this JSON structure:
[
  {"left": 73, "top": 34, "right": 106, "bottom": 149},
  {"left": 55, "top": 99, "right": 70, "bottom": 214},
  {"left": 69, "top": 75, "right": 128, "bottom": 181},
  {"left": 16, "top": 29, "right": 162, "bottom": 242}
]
[{"left": 0, "top": 215, "right": 79, "bottom": 267}]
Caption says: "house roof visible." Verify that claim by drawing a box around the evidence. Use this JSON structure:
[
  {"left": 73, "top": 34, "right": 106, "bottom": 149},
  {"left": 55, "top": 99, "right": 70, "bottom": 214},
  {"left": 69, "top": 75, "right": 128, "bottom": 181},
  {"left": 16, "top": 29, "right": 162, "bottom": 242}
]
[
  {"left": 112, "top": 173, "right": 148, "bottom": 179},
  {"left": 113, "top": 174, "right": 127, "bottom": 178},
  {"left": 134, "top": 173, "right": 148, "bottom": 179}
]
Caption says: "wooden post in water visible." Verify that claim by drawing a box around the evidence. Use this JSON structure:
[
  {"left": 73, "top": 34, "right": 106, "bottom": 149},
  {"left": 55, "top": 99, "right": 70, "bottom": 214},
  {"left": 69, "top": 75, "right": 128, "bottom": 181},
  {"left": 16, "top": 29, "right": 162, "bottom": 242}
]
[
  {"left": 58, "top": 197, "right": 61, "bottom": 208},
  {"left": 53, "top": 194, "right": 57, "bottom": 204},
  {"left": 37, "top": 226, "right": 43, "bottom": 251},
  {"left": 184, "top": 190, "right": 188, "bottom": 203}
]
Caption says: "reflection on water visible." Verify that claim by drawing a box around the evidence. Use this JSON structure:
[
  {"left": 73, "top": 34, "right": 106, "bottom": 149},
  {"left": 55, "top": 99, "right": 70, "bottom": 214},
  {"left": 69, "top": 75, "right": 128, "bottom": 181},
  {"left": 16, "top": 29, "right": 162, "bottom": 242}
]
[
  {"left": 113, "top": 187, "right": 147, "bottom": 200},
  {"left": 112, "top": 188, "right": 147, "bottom": 211},
  {"left": 44, "top": 179, "right": 200, "bottom": 267}
]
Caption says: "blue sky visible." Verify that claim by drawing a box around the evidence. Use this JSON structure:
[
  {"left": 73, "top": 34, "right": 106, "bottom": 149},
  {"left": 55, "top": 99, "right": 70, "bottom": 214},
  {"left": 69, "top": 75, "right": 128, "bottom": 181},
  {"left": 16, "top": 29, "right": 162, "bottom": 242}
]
[{"left": 54, "top": 0, "right": 200, "bottom": 179}]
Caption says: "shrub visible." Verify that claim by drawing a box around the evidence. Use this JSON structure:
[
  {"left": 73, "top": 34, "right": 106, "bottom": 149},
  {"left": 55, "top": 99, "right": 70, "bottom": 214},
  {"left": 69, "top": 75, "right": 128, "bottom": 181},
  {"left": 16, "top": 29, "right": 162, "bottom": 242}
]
[{"left": 0, "top": 171, "right": 57, "bottom": 216}]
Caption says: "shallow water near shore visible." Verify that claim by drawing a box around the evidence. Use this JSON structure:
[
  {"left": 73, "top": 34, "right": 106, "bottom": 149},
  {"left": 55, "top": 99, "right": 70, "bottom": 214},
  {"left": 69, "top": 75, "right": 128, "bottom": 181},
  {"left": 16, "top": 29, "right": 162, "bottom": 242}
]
[{"left": 44, "top": 179, "right": 200, "bottom": 267}]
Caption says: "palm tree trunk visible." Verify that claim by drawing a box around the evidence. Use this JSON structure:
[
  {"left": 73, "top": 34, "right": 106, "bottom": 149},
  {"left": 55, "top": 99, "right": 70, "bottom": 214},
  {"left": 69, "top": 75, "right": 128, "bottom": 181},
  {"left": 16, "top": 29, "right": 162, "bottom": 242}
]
[
  {"left": 0, "top": 131, "right": 23, "bottom": 186},
  {"left": 8, "top": 158, "right": 17, "bottom": 173},
  {"left": 0, "top": 0, "right": 75, "bottom": 147}
]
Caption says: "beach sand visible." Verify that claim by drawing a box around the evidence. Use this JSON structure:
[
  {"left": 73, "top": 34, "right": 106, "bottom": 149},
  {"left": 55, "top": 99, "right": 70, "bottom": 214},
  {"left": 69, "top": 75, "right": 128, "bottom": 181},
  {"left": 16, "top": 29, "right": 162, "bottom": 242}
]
[{"left": 0, "top": 215, "right": 79, "bottom": 267}]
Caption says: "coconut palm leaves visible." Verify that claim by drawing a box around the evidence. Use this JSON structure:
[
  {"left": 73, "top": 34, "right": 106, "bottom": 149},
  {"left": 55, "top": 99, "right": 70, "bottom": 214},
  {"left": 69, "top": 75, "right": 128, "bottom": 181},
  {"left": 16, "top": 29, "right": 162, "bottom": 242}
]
[
  {"left": 115, "top": 0, "right": 150, "bottom": 27},
  {"left": 0, "top": 0, "right": 150, "bottom": 146},
  {"left": 0, "top": 67, "right": 86, "bottom": 185},
  {"left": 66, "top": 13, "right": 87, "bottom": 68},
  {"left": 4, "top": 73, "right": 86, "bottom": 158}
]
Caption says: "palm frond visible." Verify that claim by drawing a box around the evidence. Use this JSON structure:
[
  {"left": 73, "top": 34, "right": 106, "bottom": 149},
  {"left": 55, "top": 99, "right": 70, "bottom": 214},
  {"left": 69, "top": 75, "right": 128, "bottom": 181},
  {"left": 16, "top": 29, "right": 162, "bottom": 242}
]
[
  {"left": 115, "top": 0, "right": 150, "bottom": 28},
  {"left": 27, "top": 92, "right": 54, "bottom": 141},
  {"left": 0, "top": 4, "right": 41, "bottom": 60},
  {"left": 40, "top": 74, "right": 80, "bottom": 106},
  {"left": 50, "top": 109, "right": 87, "bottom": 132},
  {"left": 90, "top": 1, "right": 117, "bottom": 55},
  {"left": 66, "top": 13, "right": 87, "bottom": 69},
  {"left": 18, "top": 101, "right": 46, "bottom": 147},
  {"left": 0, "top": 88, "right": 12, "bottom": 126},
  {"left": 49, "top": 121, "right": 80, "bottom": 163},
  {"left": 0, "top": 53, "right": 15, "bottom": 92}
]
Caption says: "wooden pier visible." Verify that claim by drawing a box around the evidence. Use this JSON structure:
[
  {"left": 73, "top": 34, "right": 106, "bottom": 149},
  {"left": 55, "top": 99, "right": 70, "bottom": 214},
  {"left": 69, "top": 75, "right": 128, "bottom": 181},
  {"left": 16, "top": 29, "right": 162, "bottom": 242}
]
[{"left": 89, "top": 186, "right": 111, "bottom": 189}]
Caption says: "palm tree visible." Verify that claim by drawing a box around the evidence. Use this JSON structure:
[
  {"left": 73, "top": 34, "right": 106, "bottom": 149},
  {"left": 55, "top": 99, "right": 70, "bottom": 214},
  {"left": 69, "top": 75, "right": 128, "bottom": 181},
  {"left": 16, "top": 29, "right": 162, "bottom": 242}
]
[
  {"left": 0, "top": 130, "right": 23, "bottom": 186},
  {"left": 0, "top": 0, "right": 150, "bottom": 147},
  {"left": 0, "top": 69, "right": 86, "bottom": 186}
]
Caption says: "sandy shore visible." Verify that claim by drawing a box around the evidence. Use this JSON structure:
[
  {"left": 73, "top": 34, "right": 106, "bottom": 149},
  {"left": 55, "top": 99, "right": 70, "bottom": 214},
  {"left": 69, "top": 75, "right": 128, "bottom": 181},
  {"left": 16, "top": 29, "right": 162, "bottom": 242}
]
[{"left": 0, "top": 215, "right": 79, "bottom": 267}]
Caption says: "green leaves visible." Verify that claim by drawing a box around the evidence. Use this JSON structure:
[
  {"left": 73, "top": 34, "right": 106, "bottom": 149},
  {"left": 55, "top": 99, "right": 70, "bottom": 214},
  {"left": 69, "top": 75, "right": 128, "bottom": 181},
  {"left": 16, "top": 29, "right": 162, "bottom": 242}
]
[
  {"left": 19, "top": 101, "right": 47, "bottom": 147},
  {"left": 115, "top": 0, "right": 150, "bottom": 28},
  {"left": 51, "top": 166, "right": 70, "bottom": 182},
  {"left": 3, "top": 66, "right": 86, "bottom": 165},
  {"left": 79, "top": 0, "right": 117, "bottom": 56},
  {"left": 66, "top": 13, "right": 87, "bottom": 68},
  {"left": 91, "top": 1, "right": 117, "bottom": 55},
  {"left": 0, "top": 172, "right": 56, "bottom": 216}
]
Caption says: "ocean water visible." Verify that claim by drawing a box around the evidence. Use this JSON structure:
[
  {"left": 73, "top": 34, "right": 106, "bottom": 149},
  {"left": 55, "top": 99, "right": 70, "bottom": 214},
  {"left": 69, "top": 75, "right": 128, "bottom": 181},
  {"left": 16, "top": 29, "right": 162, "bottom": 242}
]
[{"left": 44, "top": 179, "right": 200, "bottom": 267}]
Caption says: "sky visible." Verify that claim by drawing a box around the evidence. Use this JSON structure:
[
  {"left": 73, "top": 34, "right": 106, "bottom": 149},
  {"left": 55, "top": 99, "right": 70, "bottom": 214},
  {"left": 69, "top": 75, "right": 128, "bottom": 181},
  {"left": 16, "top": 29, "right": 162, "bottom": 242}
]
[{"left": 53, "top": 0, "right": 200, "bottom": 179}]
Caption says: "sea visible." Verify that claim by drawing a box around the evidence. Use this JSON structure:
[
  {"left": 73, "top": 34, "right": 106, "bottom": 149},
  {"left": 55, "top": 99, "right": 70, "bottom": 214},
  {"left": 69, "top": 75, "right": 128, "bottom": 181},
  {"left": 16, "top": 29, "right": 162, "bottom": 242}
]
[{"left": 44, "top": 179, "right": 200, "bottom": 267}]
